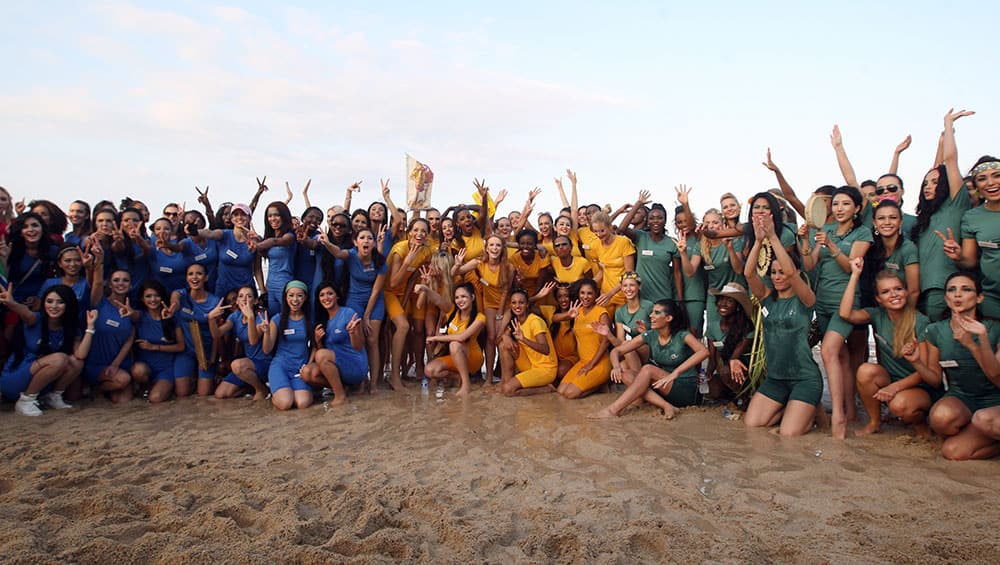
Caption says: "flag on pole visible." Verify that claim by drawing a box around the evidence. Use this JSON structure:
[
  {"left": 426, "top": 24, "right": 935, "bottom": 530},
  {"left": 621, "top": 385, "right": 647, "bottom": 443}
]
[{"left": 406, "top": 154, "right": 434, "bottom": 210}]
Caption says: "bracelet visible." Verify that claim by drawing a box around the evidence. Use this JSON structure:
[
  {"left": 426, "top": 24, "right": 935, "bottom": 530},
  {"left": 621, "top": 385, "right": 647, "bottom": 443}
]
[
  {"left": 799, "top": 247, "right": 810, "bottom": 255},
  {"left": 830, "top": 249, "right": 842, "bottom": 258},
  {"left": 85, "top": 329, "right": 96, "bottom": 335}
]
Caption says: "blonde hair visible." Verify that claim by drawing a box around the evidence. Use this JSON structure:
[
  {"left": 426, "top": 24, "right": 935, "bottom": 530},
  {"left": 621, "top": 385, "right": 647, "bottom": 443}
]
[
  {"left": 875, "top": 270, "right": 917, "bottom": 357},
  {"left": 430, "top": 250, "right": 455, "bottom": 299},
  {"left": 484, "top": 235, "right": 513, "bottom": 291},
  {"left": 589, "top": 211, "right": 612, "bottom": 228},
  {"left": 700, "top": 208, "right": 723, "bottom": 259},
  {"left": 720, "top": 192, "right": 741, "bottom": 228}
]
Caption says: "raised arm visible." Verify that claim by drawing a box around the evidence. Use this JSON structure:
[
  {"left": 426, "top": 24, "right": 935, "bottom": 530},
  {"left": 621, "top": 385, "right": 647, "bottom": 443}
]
[
  {"left": 830, "top": 125, "right": 859, "bottom": 188},
  {"left": 617, "top": 190, "right": 650, "bottom": 239},
  {"left": 301, "top": 179, "right": 312, "bottom": 209},
  {"left": 196, "top": 186, "right": 215, "bottom": 224},
  {"left": 769, "top": 219, "right": 814, "bottom": 307},
  {"left": 249, "top": 176, "right": 268, "bottom": 214},
  {"left": 838, "top": 258, "right": 874, "bottom": 324},
  {"left": 381, "top": 178, "right": 407, "bottom": 234},
  {"left": 344, "top": 180, "right": 361, "bottom": 211},
  {"left": 763, "top": 148, "right": 805, "bottom": 220},
  {"left": 942, "top": 108, "right": 975, "bottom": 200},
  {"left": 888, "top": 134, "right": 911, "bottom": 175}
]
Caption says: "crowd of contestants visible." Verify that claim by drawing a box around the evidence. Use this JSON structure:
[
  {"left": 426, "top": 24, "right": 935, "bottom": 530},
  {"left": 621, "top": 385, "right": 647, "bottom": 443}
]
[{"left": 1, "top": 109, "right": 999, "bottom": 460}]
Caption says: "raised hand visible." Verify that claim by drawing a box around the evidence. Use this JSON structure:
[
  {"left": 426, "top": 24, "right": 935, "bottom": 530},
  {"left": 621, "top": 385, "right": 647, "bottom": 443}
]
[
  {"left": 14, "top": 197, "right": 26, "bottom": 215},
  {"left": 256, "top": 176, "right": 269, "bottom": 194},
  {"left": 285, "top": 181, "right": 293, "bottom": 202},
  {"left": 348, "top": 180, "right": 362, "bottom": 193},
  {"left": 495, "top": 188, "right": 508, "bottom": 206},
  {"left": 302, "top": 179, "right": 312, "bottom": 197},
  {"left": 675, "top": 232, "right": 687, "bottom": 254},
  {"left": 346, "top": 313, "right": 362, "bottom": 334},
  {"left": 935, "top": 228, "right": 962, "bottom": 261},
  {"left": 590, "top": 320, "right": 611, "bottom": 337},
  {"left": 762, "top": 147, "right": 778, "bottom": 172},
  {"left": 314, "top": 324, "right": 326, "bottom": 343},
  {"left": 536, "top": 280, "right": 556, "bottom": 299},
  {"left": 196, "top": 185, "right": 210, "bottom": 206},
  {"left": 528, "top": 187, "right": 542, "bottom": 202},
  {"left": 674, "top": 184, "right": 692, "bottom": 206},
  {"left": 830, "top": 124, "right": 843, "bottom": 148},
  {"left": 419, "top": 264, "right": 434, "bottom": 285},
  {"left": 207, "top": 298, "right": 230, "bottom": 320},
  {"left": 0, "top": 282, "right": 15, "bottom": 305},
  {"left": 955, "top": 314, "right": 988, "bottom": 339},
  {"left": 473, "top": 178, "right": 489, "bottom": 197},
  {"left": 511, "top": 317, "right": 525, "bottom": 341},
  {"left": 634, "top": 320, "right": 647, "bottom": 334},
  {"left": 895, "top": 134, "right": 912, "bottom": 155},
  {"left": 110, "top": 297, "right": 134, "bottom": 318},
  {"left": 636, "top": 189, "right": 651, "bottom": 206},
  {"left": 565, "top": 169, "right": 577, "bottom": 186},
  {"left": 256, "top": 310, "right": 270, "bottom": 335},
  {"left": 944, "top": 108, "right": 975, "bottom": 126},
  {"left": 849, "top": 256, "right": 864, "bottom": 275},
  {"left": 380, "top": 178, "right": 391, "bottom": 199},
  {"left": 568, "top": 299, "right": 581, "bottom": 319}
]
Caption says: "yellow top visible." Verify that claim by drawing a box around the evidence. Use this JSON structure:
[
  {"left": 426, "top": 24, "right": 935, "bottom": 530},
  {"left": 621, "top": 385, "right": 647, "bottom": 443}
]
[
  {"left": 387, "top": 239, "right": 432, "bottom": 296},
  {"left": 574, "top": 304, "right": 609, "bottom": 360},
  {"left": 476, "top": 261, "right": 507, "bottom": 310},
  {"left": 516, "top": 314, "right": 558, "bottom": 369},
  {"left": 595, "top": 235, "right": 635, "bottom": 299},
  {"left": 552, "top": 256, "right": 593, "bottom": 285},
  {"left": 510, "top": 252, "right": 551, "bottom": 297}
]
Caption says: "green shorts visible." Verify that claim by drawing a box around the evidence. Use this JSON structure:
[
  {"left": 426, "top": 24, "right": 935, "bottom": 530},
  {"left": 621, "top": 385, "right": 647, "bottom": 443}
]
[
  {"left": 814, "top": 309, "right": 853, "bottom": 339},
  {"left": 656, "top": 376, "right": 697, "bottom": 408},
  {"left": 919, "top": 289, "right": 946, "bottom": 322},
  {"left": 757, "top": 375, "right": 822, "bottom": 407},
  {"left": 684, "top": 300, "right": 705, "bottom": 338},
  {"left": 942, "top": 390, "right": 1000, "bottom": 413}
]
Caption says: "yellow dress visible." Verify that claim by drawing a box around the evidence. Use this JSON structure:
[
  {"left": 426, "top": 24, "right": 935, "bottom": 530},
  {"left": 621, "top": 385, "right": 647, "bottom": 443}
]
[
  {"left": 510, "top": 252, "right": 551, "bottom": 298},
  {"left": 438, "top": 312, "right": 486, "bottom": 373},
  {"left": 386, "top": 239, "right": 432, "bottom": 319},
  {"left": 476, "top": 261, "right": 507, "bottom": 310},
  {"left": 595, "top": 235, "right": 636, "bottom": 307},
  {"left": 552, "top": 256, "right": 593, "bottom": 285},
  {"left": 514, "top": 314, "right": 558, "bottom": 387},
  {"left": 563, "top": 305, "right": 612, "bottom": 391}
]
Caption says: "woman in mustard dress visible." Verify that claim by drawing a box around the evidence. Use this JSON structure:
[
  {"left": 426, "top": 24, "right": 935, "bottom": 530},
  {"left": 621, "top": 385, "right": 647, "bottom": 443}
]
[{"left": 557, "top": 279, "right": 612, "bottom": 399}]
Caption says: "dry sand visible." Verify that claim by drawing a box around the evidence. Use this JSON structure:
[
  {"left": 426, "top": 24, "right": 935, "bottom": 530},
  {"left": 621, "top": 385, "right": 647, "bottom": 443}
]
[{"left": 1, "top": 387, "right": 998, "bottom": 564}]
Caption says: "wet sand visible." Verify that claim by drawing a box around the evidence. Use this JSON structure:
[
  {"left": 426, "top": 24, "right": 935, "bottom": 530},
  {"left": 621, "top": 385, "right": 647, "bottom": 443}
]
[{"left": 1, "top": 389, "right": 998, "bottom": 564}]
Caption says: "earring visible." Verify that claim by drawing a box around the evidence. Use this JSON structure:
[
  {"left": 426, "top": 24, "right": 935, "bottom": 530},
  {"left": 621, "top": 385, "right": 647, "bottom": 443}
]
[{"left": 874, "top": 228, "right": 880, "bottom": 236}]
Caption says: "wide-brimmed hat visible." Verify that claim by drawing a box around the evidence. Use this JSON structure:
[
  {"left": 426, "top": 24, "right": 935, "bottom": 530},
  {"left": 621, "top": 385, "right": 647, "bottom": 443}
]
[{"left": 708, "top": 282, "right": 753, "bottom": 317}]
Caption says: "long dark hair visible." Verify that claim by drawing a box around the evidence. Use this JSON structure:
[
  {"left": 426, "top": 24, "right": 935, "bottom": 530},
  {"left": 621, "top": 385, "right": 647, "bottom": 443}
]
[
  {"left": 911, "top": 165, "right": 950, "bottom": 243},
  {"left": 11, "top": 284, "right": 79, "bottom": 367},
  {"left": 655, "top": 299, "right": 690, "bottom": 336},
  {"left": 861, "top": 199, "right": 904, "bottom": 307},
  {"left": 278, "top": 282, "right": 313, "bottom": 348},
  {"left": 69, "top": 200, "right": 93, "bottom": 236},
  {"left": 443, "top": 282, "right": 485, "bottom": 350},
  {"left": 741, "top": 191, "right": 786, "bottom": 262},
  {"left": 29, "top": 200, "right": 68, "bottom": 236},
  {"left": 832, "top": 185, "right": 864, "bottom": 231},
  {"left": 717, "top": 296, "right": 752, "bottom": 359},
  {"left": 138, "top": 279, "right": 177, "bottom": 344},
  {"left": 263, "top": 202, "right": 293, "bottom": 238},
  {"left": 8, "top": 212, "right": 56, "bottom": 280}
]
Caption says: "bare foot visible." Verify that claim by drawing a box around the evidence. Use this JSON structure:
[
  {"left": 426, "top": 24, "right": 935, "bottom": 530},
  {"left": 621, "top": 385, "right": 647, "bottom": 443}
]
[
  {"left": 455, "top": 385, "right": 470, "bottom": 397},
  {"left": 329, "top": 396, "right": 348, "bottom": 407},
  {"left": 832, "top": 415, "right": 847, "bottom": 440},
  {"left": 252, "top": 390, "right": 267, "bottom": 401},
  {"left": 854, "top": 422, "right": 880, "bottom": 437},
  {"left": 661, "top": 405, "right": 677, "bottom": 420},
  {"left": 389, "top": 377, "right": 405, "bottom": 392},
  {"left": 587, "top": 407, "right": 617, "bottom": 419},
  {"left": 913, "top": 423, "right": 932, "bottom": 439},
  {"left": 813, "top": 407, "right": 830, "bottom": 430}
]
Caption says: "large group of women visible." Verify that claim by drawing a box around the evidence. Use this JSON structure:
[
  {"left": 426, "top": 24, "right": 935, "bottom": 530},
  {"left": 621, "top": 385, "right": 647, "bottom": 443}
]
[{"left": 1, "top": 109, "right": 998, "bottom": 460}]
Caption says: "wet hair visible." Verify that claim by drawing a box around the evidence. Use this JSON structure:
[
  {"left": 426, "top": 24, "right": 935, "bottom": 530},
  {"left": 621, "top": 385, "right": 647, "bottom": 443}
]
[
  {"left": 654, "top": 299, "right": 690, "bottom": 336},
  {"left": 263, "top": 201, "right": 293, "bottom": 237},
  {"left": 911, "top": 165, "right": 950, "bottom": 243}
]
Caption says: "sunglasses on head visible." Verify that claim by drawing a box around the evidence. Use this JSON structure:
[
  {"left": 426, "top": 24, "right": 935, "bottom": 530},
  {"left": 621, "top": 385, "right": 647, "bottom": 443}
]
[{"left": 875, "top": 185, "right": 900, "bottom": 196}]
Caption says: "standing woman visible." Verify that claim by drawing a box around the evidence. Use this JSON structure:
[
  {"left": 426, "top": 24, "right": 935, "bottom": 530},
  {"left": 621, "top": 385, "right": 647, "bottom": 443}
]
[
  {"left": 209, "top": 285, "right": 270, "bottom": 400},
  {"left": 385, "top": 218, "right": 433, "bottom": 390},
  {"left": 319, "top": 227, "right": 386, "bottom": 390},
  {"left": 40, "top": 244, "right": 90, "bottom": 313},
  {"left": 925, "top": 271, "right": 1000, "bottom": 460},
  {"left": 720, "top": 193, "right": 743, "bottom": 232},
  {"left": 251, "top": 201, "right": 296, "bottom": 316},
  {"left": 744, "top": 216, "right": 823, "bottom": 436},
  {"left": 65, "top": 200, "right": 92, "bottom": 247},
  {"left": 131, "top": 280, "right": 186, "bottom": 403},
  {"left": 81, "top": 251, "right": 135, "bottom": 404},
  {"left": 303, "top": 281, "right": 367, "bottom": 406},
  {"left": 740, "top": 192, "right": 795, "bottom": 285},
  {"left": 453, "top": 234, "right": 513, "bottom": 384},
  {"left": 150, "top": 217, "right": 189, "bottom": 293},
  {"left": 557, "top": 278, "right": 612, "bottom": 399},
  {"left": 199, "top": 203, "right": 255, "bottom": 299},
  {"left": 550, "top": 235, "right": 593, "bottom": 284},
  {"left": 861, "top": 199, "right": 919, "bottom": 308},
  {"left": 169, "top": 263, "right": 221, "bottom": 397},
  {"left": 839, "top": 260, "right": 938, "bottom": 436},
  {"left": 678, "top": 209, "right": 739, "bottom": 337},
  {"left": 498, "top": 288, "right": 558, "bottom": 395},
  {"left": 113, "top": 207, "right": 152, "bottom": 299},
  {"left": 293, "top": 206, "right": 325, "bottom": 291},
  {"left": 509, "top": 229, "right": 552, "bottom": 301},
  {"left": 536, "top": 212, "right": 557, "bottom": 255},
  {"left": 619, "top": 198, "right": 681, "bottom": 304},
  {"left": 945, "top": 154, "right": 1000, "bottom": 319},
  {"left": 674, "top": 206, "right": 707, "bottom": 337},
  {"left": 4, "top": 213, "right": 58, "bottom": 311},
  {"left": 1, "top": 284, "right": 92, "bottom": 415},
  {"left": 418, "top": 282, "right": 486, "bottom": 396},
  {"left": 175, "top": 210, "right": 219, "bottom": 294},
  {"left": 912, "top": 109, "right": 973, "bottom": 321},
  {"left": 262, "top": 281, "right": 314, "bottom": 410},
  {"left": 801, "top": 185, "right": 872, "bottom": 439},
  {"left": 588, "top": 211, "right": 635, "bottom": 318},
  {"left": 590, "top": 299, "right": 708, "bottom": 419},
  {"left": 0, "top": 186, "right": 14, "bottom": 241}
]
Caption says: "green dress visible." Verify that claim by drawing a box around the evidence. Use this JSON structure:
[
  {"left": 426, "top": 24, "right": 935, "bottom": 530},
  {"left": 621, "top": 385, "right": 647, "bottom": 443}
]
[
  {"left": 634, "top": 230, "right": 678, "bottom": 302},
  {"left": 643, "top": 329, "right": 698, "bottom": 407},
  {"left": 680, "top": 235, "right": 707, "bottom": 336},
  {"left": 615, "top": 299, "right": 653, "bottom": 341},
  {"left": 915, "top": 189, "right": 970, "bottom": 319},
  {"left": 756, "top": 293, "right": 823, "bottom": 405},
  {"left": 924, "top": 319, "right": 1000, "bottom": 411},
  {"left": 961, "top": 206, "right": 1000, "bottom": 318}
]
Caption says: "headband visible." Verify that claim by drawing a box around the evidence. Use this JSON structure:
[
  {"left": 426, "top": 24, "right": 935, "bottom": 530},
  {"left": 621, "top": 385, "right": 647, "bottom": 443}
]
[
  {"left": 284, "top": 280, "right": 308, "bottom": 293},
  {"left": 970, "top": 161, "right": 1000, "bottom": 176}
]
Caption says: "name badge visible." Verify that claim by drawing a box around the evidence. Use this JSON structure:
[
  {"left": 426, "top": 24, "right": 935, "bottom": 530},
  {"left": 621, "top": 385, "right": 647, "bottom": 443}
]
[
  {"left": 979, "top": 240, "right": 999, "bottom": 249},
  {"left": 940, "top": 360, "right": 959, "bottom": 368},
  {"left": 283, "top": 329, "right": 296, "bottom": 336},
  {"left": 194, "top": 253, "right": 207, "bottom": 261},
  {"left": 703, "top": 264, "right": 716, "bottom": 271},
  {"left": 449, "top": 323, "right": 458, "bottom": 331},
  {"left": 182, "top": 308, "right": 194, "bottom": 315},
  {"left": 641, "top": 249, "right": 654, "bottom": 256},
  {"left": 479, "top": 278, "right": 489, "bottom": 286},
  {"left": 159, "top": 266, "right": 173, "bottom": 274},
  {"left": 884, "top": 262, "right": 900, "bottom": 271},
  {"left": 761, "top": 306, "right": 770, "bottom": 318},
  {"left": 225, "top": 249, "right": 239, "bottom": 259},
  {"left": 309, "top": 249, "right": 316, "bottom": 256},
  {"left": 712, "top": 340, "right": 724, "bottom": 348},
  {"left": 106, "top": 319, "right": 120, "bottom": 328},
  {"left": 582, "top": 244, "right": 591, "bottom": 250},
  {"left": 363, "top": 267, "right": 374, "bottom": 273},
  {"left": 334, "top": 328, "right": 343, "bottom": 334}
]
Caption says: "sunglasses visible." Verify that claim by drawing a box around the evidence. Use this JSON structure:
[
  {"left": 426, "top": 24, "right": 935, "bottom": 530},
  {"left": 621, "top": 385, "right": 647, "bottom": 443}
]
[
  {"left": 331, "top": 222, "right": 349, "bottom": 228},
  {"left": 875, "top": 185, "right": 900, "bottom": 196},
  {"left": 553, "top": 242, "right": 571, "bottom": 248}
]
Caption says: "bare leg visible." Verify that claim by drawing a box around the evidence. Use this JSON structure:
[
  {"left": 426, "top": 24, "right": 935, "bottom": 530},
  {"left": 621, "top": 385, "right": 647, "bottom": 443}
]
[
  {"left": 230, "top": 358, "right": 267, "bottom": 400},
  {"left": 821, "top": 330, "right": 848, "bottom": 439},
  {"left": 388, "top": 314, "right": 409, "bottom": 391},
  {"left": 744, "top": 392, "right": 785, "bottom": 429},
  {"left": 365, "top": 319, "right": 383, "bottom": 392},
  {"left": 447, "top": 341, "right": 472, "bottom": 396},
  {"left": 26, "top": 354, "right": 71, "bottom": 394},
  {"left": 271, "top": 388, "right": 295, "bottom": 410},
  {"left": 149, "top": 379, "right": 174, "bottom": 403},
  {"left": 855, "top": 363, "right": 889, "bottom": 436},
  {"left": 174, "top": 376, "right": 193, "bottom": 398},
  {"left": 779, "top": 400, "right": 818, "bottom": 436},
  {"left": 484, "top": 308, "right": 498, "bottom": 384},
  {"left": 314, "top": 349, "right": 349, "bottom": 406},
  {"left": 889, "top": 388, "right": 933, "bottom": 438}
]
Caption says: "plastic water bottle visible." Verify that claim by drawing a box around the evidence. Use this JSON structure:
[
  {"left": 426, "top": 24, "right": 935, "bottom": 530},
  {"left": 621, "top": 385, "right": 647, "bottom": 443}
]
[
  {"left": 421, "top": 377, "right": 429, "bottom": 396},
  {"left": 697, "top": 368, "right": 709, "bottom": 395}
]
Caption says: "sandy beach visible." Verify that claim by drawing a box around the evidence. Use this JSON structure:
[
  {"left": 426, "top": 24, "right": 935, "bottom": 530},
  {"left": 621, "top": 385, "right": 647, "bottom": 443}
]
[{"left": 1, "top": 387, "right": 998, "bottom": 564}]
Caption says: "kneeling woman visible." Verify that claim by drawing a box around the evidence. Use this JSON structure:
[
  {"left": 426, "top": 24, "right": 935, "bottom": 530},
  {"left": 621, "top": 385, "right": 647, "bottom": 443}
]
[
  {"left": 262, "top": 280, "right": 314, "bottom": 410},
  {"left": 1, "top": 285, "right": 94, "bottom": 415},
  {"left": 209, "top": 285, "right": 270, "bottom": 400},
  {"left": 498, "top": 289, "right": 558, "bottom": 395},
  {"left": 132, "top": 280, "right": 186, "bottom": 403},
  {"left": 302, "top": 281, "right": 367, "bottom": 407},
  {"left": 925, "top": 271, "right": 1000, "bottom": 460},
  {"left": 82, "top": 261, "right": 135, "bottom": 403},
  {"left": 169, "top": 263, "right": 220, "bottom": 397},
  {"left": 839, "top": 259, "right": 938, "bottom": 436},
  {"left": 558, "top": 279, "right": 612, "bottom": 399},
  {"left": 590, "top": 300, "right": 707, "bottom": 419},
  {"left": 743, "top": 216, "right": 823, "bottom": 436},
  {"left": 418, "top": 282, "right": 485, "bottom": 396}
]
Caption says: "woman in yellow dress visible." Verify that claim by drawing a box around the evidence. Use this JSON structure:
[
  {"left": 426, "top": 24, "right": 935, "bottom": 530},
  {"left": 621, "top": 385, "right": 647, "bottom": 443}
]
[
  {"left": 453, "top": 235, "right": 513, "bottom": 383},
  {"left": 385, "top": 218, "right": 432, "bottom": 390},
  {"left": 419, "top": 282, "right": 486, "bottom": 396},
  {"left": 498, "top": 289, "right": 558, "bottom": 395},
  {"left": 557, "top": 278, "right": 612, "bottom": 399},
  {"left": 589, "top": 211, "right": 636, "bottom": 318}
]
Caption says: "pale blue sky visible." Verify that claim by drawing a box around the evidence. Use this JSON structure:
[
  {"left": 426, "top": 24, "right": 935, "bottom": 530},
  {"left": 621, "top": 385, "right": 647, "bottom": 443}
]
[{"left": 1, "top": 1, "right": 994, "bottom": 226}]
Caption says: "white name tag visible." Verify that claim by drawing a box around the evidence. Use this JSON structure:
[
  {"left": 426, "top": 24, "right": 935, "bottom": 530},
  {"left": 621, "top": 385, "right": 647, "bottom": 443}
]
[
  {"left": 334, "top": 328, "right": 342, "bottom": 334},
  {"left": 641, "top": 249, "right": 654, "bottom": 256},
  {"left": 884, "top": 262, "right": 900, "bottom": 271},
  {"left": 159, "top": 266, "right": 173, "bottom": 274},
  {"left": 283, "top": 329, "right": 296, "bottom": 336},
  {"left": 761, "top": 307, "right": 770, "bottom": 318},
  {"left": 309, "top": 249, "right": 315, "bottom": 256},
  {"left": 712, "top": 340, "right": 724, "bottom": 348},
  {"left": 940, "top": 360, "right": 959, "bottom": 368},
  {"left": 479, "top": 278, "right": 489, "bottom": 286},
  {"left": 182, "top": 308, "right": 194, "bottom": 315},
  {"left": 106, "top": 319, "right": 120, "bottom": 328},
  {"left": 703, "top": 264, "right": 716, "bottom": 271},
  {"left": 194, "top": 253, "right": 207, "bottom": 261},
  {"left": 226, "top": 249, "right": 239, "bottom": 259},
  {"left": 449, "top": 323, "right": 458, "bottom": 331},
  {"left": 979, "top": 240, "right": 999, "bottom": 249}
]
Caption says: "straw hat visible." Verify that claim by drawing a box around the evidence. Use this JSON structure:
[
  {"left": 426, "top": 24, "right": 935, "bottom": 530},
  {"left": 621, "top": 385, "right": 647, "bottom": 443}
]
[{"left": 708, "top": 282, "right": 753, "bottom": 317}]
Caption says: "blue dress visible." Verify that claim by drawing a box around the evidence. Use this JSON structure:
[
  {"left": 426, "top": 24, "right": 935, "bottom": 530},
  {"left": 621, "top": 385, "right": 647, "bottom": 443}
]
[
  {"left": 83, "top": 298, "right": 134, "bottom": 384},
  {"left": 345, "top": 248, "right": 386, "bottom": 321},
  {"left": 181, "top": 237, "right": 219, "bottom": 294},
  {"left": 264, "top": 237, "right": 296, "bottom": 316},
  {"left": 1, "top": 319, "right": 68, "bottom": 399},
  {"left": 151, "top": 246, "right": 189, "bottom": 293},
  {"left": 173, "top": 289, "right": 219, "bottom": 380},
  {"left": 222, "top": 310, "right": 272, "bottom": 387},
  {"left": 267, "top": 314, "right": 311, "bottom": 393},
  {"left": 215, "top": 230, "right": 255, "bottom": 298},
  {"left": 135, "top": 311, "right": 178, "bottom": 383},
  {"left": 323, "top": 306, "right": 368, "bottom": 385}
]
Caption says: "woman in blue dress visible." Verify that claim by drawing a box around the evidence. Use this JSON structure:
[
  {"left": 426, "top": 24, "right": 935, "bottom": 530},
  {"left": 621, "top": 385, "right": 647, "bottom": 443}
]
[
  {"left": 39, "top": 244, "right": 90, "bottom": 314},
  {"left": 79, "top": 249, "right": 135, "bottom": 404},
  {"left": 251, "top": 201, "right": 296, "bottom": 316},
  {"left": 168, "top": 263, "right": 221, "bottom": 397},
  {"left": 209, "top": 285, "right": 270, "bottom": 400},
  {"left": 131, "top": 280, "right": 185, "bottom": 403},
  {"left": 196, "top": 203, "right": 255, "bottom": 299},
  {"left": 262, "top": 280, "right": 313, "bottom": 410},
  {"left": 150, "top": 217, "right": 189, "bottom": 293},
  {"left": 0, "top": 284, "right": 94, "bottom": 415},
  {"left": 303, "top": 281, "right": 367, "bottom": 407}
]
